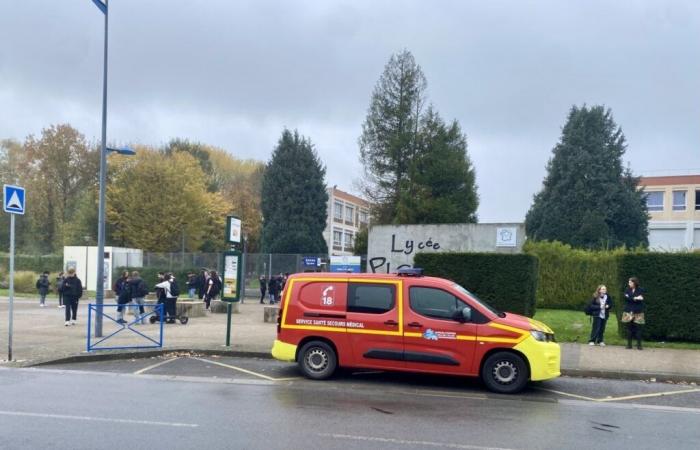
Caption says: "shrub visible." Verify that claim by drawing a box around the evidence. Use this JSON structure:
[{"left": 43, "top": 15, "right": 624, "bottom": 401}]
[
  {"left": 12, "top": 271, "right": 41, "bottom": 294},
  {"left": 524, "top": 241, "right": 623, "bottom": 310},
  {"left": 615, "top": 253, "right": 700, "bottom": 342},
  {"left": 0, "top": 254, "right": 63, "bottom": 272},
  {"left": 414, "top": 252, "right": 538, "bottom": 317}
]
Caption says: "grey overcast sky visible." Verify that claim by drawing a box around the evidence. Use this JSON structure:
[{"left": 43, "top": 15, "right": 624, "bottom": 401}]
[{"left": 1, "top": 0, "right": 699, "bottom": 222}]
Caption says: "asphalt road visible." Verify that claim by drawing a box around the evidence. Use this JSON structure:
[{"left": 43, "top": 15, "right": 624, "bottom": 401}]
[{"left": 1, "top": 356, "right": 699, "bottom": 450}]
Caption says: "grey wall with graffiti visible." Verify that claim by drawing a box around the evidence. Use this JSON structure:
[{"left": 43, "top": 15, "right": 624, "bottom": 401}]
[{"left": 367, "top": 223, "right": 525, "bottom": 273}]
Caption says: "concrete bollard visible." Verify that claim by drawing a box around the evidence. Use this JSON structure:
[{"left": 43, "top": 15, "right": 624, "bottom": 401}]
[{"left": 263, "top": 306, "right": 279, "bottom": 323}]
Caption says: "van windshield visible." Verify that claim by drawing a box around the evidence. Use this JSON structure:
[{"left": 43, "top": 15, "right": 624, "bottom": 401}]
[{"left": 452, "top": 284, "right": 504, "bottom": 317}]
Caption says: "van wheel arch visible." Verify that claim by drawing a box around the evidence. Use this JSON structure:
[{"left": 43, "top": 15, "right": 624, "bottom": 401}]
[
  {"left": 478, "top": 348, "right": 531, "bottom": 394},
  {"left": 479, "top": 348, "right": 531, "bottom": 377}
]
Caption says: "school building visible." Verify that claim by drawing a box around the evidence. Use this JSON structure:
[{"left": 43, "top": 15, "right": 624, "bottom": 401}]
[
  {"left": 324, "top": 186, "right": 370, "bottom": 256},
  {"left": 639, "top": 175, "right": 700, "bottom": 250}
]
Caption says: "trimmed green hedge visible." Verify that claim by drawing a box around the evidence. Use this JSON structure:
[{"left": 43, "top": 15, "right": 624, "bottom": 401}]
[
  {"left": 616, "top": 253, "right": 700, "bottom": 342},
  {"left": 414, "top": 253, "right": 538, "bottom": 317},
  {"left": 524, "top": 241, "right": 622, "bottom": 310},
  {"left": 0, "top": 254, "right": 63, "bottom": 272},
  {"left": 116, "top": 267, "right": 200, "bottom": 294}
]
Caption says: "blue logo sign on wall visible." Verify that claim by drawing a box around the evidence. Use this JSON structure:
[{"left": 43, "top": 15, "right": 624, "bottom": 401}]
[
  {"left": 3, "top": 184, "right": 25, "bottom": 215},
  {"left": 302, "top": 257, "right": 320, "bottom": 267}
]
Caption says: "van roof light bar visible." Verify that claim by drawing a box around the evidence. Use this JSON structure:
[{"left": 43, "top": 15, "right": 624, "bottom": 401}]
[{"left": 397, "top": 268, "right": 424, "bottom": 277}]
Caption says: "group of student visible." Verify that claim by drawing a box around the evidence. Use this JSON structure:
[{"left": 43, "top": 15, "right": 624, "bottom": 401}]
[
  {"left": 186, "top": 269, "right": 223, "bottom": 310},
  {"left": 258, "top": 273, "right": 288, "bottom": 304},
  {"left": 586, "top": 276, "right": 646, "bottom": 350}
]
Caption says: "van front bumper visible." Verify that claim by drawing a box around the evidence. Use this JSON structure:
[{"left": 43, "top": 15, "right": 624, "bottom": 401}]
[
  {"left": 513, "top": 336, "right": 561, "bottom": 381},
  {"left": 271, "top": 339, "right": 297, "bottom": 362}
]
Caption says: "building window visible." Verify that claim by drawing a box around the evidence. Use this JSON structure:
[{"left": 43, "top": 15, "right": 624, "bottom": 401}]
[
  {"left": 646, "top": 191, "right": 663, "bottom": 212},
  {"left": 333, "top": 202, "right": 343, "bottom": 220},
  {"left": 696, "top": 190, "right": 700, "bottom": 211},
  {"left": 344, "top": 231, "right": 354, "bottom": 249},
  {"left": 332, "top": 229, "right": 342, "bottom": 247},
  {"left": 359, "top": 210, "right": 368, "bottom": 224},
  {"left": 347, "top": 283, "right": 396, "bottom": 314},
  {"left": 672, "top": 190, "right": 686, "bottom": 211},
  {"left": 345, "top": 205, "right": 354, "bottom": 223}
]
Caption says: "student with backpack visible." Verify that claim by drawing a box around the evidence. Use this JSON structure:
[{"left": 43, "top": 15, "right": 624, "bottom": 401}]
[
  {"left": 60, "top": 268, "right": 83, "bottom": 326},
  {"left": 128, "top": 271, "right": 149, "bottom": 325},
  {"left": 56, "top": 272, "right": 65, "bottom": 308},
  {"left": 203, "top": 270, "right": 221, "bottom": 310},
  {"left": 36, "top": 272, "right": 50, "bottom": 307}
]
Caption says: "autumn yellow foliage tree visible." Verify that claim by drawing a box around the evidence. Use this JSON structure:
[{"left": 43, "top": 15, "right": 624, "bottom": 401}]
[{"left": 106, "top": 147, "right": 231, "bottom": 252}]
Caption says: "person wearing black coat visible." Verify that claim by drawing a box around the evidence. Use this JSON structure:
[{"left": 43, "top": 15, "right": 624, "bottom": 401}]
[
  {"left": 587, "top": 285, "right": 613, "bottom": 346},
  {"left": 259, "top": 275, "right": 267, "bottom": 304},
  {"left": 623, "top": 277, "right": 646, "bottom": 350},
  {"left": 267, "top": 276, "right": 277, "bottom": 304},
  {"left": 61, "top": 268, "right": 83, "bottom": 326},
  {"left": 36, "top": 272, "right": 50, "bottom": 307}
]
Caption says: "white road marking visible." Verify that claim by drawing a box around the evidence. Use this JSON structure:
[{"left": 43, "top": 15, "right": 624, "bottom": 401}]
[
  {"left": 319, "top": 433, "right": 516, "bottom": 450},
  {"left": 597, "top": 388, "right": 700, "bottom": 403},
  {"left": 133, "top": 357, "right": 179, "bottom": 375},
  {"left": 193, "top": 357, "right": 298, "bottom": 381},
  {"left": 0, "top": 410, "right": 198, "bottom": 428},
  {"left": 533, "top": 387, "right": 597, "bottom": 401}
]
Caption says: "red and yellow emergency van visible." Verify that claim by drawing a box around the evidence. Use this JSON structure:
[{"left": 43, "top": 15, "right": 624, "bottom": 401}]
[{"left": 271, "top": 269, "right": 560, "bottom": 393}]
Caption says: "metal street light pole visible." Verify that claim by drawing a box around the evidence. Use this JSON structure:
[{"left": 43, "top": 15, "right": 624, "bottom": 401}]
[{"left": 95, "top": 0, "right": 109, "bottom": 338}]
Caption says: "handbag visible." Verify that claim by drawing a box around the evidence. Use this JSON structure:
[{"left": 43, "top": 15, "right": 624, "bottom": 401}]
[{"left": 621, "top": 311, "right": 634, "bottom": 323}]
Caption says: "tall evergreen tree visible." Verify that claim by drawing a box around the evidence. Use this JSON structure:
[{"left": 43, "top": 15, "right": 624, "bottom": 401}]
[
  {"left": 359, "top": 51, "right": 478, "bottom": 225},
  {"left": 261, "top": 130, "right": 328, "bottom": 254},
  {"left": 359, "top": 50, "right": 426, "bottom": 224},
  {"left": 525, "top": 105, "right": 648, "bottom": 249},
  {"left": 405, "top": 109, "right": 478, "bottom": 223}
]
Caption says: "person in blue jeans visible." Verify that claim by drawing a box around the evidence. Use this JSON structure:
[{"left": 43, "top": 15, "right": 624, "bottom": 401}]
[
  {"left": 587, "top": 285, "right": 613, "bottom": 346},
  {"left": 186, "top": 272, "right": 196, "bottom": 299}
]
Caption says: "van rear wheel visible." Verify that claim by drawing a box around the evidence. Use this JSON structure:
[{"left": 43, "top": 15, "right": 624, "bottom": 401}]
[
  {"left": 481, "top": 351, "right": 529, "bottom": 394},
  {"left": 299, "top": 341, "right": 337, "bottom": 380}
]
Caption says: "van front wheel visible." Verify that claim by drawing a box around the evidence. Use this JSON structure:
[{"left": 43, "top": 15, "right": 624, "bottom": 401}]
[
  {"left": 299, "top": 341, "right": 337, "bottom": 380},
  {"left": 481, "top": 352, "right": 529, "bottom": 394}
]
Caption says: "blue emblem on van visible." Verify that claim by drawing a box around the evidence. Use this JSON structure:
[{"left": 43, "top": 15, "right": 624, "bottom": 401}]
[{"left": 423, "top": 329, "right": 438, "bottom": 341}]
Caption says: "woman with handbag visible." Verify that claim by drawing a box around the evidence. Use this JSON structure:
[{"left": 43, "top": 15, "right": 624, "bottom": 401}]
[
  {"left": 622, "top": 277, "right": 645, "bottom": 350},
  {"left": 587, "top": 285, "right": 613, "bottom": 346}
]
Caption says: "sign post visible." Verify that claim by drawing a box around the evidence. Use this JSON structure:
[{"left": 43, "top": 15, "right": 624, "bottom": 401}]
[
  {"left": 223, "top": 215, "right": 243, "bottom": 347},
  {"left": 4, "top": 184, "right": 26, "bottom": 361}
]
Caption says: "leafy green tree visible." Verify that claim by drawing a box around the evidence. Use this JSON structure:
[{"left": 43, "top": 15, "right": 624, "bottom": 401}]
[
  {"left": 164, "top": 139, "right": 219, "bottom": 192},
  {"left": 360, "top": 50, "right": 426, "bottom": 224},
  {"left": 525, "top": 105, "right": 648, "bottom": 249},
  {"left": 404, "top": 108, "right": 478, "bottom": 223},
  {"left": 353, "top": 226, "right": 368, "bottom": 255},
  {"left": 261, "top": 130, "right": 328, "bottom": 254}
]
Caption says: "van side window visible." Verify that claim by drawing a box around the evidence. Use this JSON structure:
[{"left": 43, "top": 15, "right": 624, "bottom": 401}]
[
  {"left": 347, "top": 283, "right": 395, "bottom": 314},
  {"left": 410, "top": 287, "right": 463, "bottom": 320}
]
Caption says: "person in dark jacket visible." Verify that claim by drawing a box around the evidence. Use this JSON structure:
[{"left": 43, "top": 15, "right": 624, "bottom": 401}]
[
  {"left": 128, "top": 271, "right": 149, "bottom": 325},
  {"left": 56, "top": 272, "right": 65, "bottom": 308},
  {"left": 259, "top": 275, "right": 267, "bottom": 304},
  {"left": 114, "top": 271, "right": 130, "bottom": 324},
  {"left": 186, "top": 272, "right": 196, "bottom": 299},
  {"left": 195, "top": 269, "right": 208, "bottom": 300},
  {"left": 203, "top": 270, "right": 221, "bottom": 310},
  {"left": 267, "top": 276, "right": 277, "bottom": 304},
  {"left": 61, "top": 268, "right": 83, "bottom": 326},
  {"left": 587, "top": 285, "right": 613, "bottom": 346},
  {"left": 623, "top": 277, "right": 645, "bottom": 350},
  {"left": 36, "top": 271, "right": 50, "bottom": 307}
]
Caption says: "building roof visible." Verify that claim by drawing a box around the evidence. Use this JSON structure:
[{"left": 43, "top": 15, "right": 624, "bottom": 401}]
[
  {"left": 639, "top": 175, "right": 700, "bottom": 187},
  {"left": 329, "top": 186, "right": 370, "bottom": 208}
]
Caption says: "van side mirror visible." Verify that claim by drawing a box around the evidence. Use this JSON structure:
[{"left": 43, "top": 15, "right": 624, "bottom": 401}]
[{"left": 457, "top": 306, "right": 472, "bottom": 323}]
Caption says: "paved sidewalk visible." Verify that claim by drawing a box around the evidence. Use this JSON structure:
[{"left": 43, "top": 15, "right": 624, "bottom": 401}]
[{"left": 0, "top": 296, "right": 698, "bottom": 382}]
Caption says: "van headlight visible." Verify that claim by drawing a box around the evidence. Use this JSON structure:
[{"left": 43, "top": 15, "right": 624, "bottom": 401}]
[{"left": 530, "top": 330, "right": 547, "bottom": 342}]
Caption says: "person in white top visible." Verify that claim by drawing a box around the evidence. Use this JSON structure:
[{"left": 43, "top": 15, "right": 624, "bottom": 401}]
[
  {"left": 587, "top": 285, "right": 614, "bottom": 346},
  {"left": 154, "top": 273, "right": 179, "bottom": 324}
]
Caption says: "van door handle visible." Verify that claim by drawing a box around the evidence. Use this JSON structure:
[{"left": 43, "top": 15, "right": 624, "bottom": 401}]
[
  {"left": 384, "top": 320, "right": 398, "bottom": 326},
  {"left": 408, "top": 322, "right": 423, "bottom": 328}
]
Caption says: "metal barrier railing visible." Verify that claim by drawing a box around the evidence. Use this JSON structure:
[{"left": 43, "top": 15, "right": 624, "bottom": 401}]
[{"left": 87, "top": 303, "right": 164, "bottom": 351}]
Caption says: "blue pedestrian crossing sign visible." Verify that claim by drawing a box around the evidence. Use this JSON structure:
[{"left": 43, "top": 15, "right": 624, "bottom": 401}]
[{"left": 3, "top": 184, "right": 25, "bottom": 215}]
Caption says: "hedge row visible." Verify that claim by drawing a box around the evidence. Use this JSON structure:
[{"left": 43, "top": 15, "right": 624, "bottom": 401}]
[
  {"left": 616, "top": 253, "right": 700, "bottom": 342},
  {"left": 523, "top": 241, "right": 623, "bottom": 310},
  {"left": 0, "top": 254, "right": 63, "bottom": 273},
  {"left": 414, "top": 253, "right": 538, "bottom": 317}
]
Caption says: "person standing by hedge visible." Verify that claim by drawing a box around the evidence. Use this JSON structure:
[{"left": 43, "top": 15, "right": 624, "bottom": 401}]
[
  {"left": 61, "top": 268, "right": 83, "bottom": 326},
  {"left": 56, "top": 272, "right": 65, "bottom": 308},
  {"left": 587, "top": 285, "right": 613, "bottom": 346},
  {"left": 35, "top": 271, "right": 50, "bottom": 307},
  {"left": 622, "top": 277, "right": 645, "bottom": 350}
]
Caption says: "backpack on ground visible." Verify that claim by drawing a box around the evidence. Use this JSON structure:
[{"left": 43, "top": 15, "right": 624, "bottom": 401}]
[{"left": 169, "top": 280, "right": 180, "bottom": 297}]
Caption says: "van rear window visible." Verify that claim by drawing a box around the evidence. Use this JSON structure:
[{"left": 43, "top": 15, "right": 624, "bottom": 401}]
[{"left": 347, "top": 283, "right": 395, "bottom": 314}]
